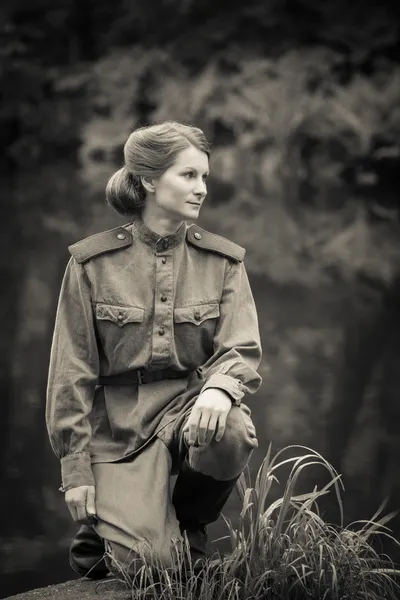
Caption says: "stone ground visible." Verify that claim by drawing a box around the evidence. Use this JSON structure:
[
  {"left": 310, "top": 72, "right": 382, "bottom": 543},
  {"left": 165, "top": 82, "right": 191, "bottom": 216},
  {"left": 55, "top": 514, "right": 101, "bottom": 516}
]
[{"left": 4, "top": 578, "right": 131, "bottom": 600}]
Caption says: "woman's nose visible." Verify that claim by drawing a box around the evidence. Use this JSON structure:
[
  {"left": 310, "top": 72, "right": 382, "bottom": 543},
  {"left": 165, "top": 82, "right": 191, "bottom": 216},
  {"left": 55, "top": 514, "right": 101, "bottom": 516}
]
[{"left": 194, "top": 178, "right": 207, "bottom": 196}]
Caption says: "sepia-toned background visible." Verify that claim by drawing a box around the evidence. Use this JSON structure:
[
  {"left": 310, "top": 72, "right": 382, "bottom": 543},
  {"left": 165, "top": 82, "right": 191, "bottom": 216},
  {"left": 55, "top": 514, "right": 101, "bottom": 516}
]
[{"left": 1, "top": 0, "right": 400, "bottom": 596}]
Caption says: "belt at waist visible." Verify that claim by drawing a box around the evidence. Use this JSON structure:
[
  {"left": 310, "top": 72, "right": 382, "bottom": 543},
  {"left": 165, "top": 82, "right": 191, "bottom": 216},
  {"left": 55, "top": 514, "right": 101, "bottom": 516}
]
[{"left": 98, "top": 368, "right": 193, "bottom": 386}]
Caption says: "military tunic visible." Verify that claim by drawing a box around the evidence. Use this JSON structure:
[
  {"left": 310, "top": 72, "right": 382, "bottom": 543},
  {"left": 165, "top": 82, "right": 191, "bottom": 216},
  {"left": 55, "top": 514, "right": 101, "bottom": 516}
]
[{"left": 45, "top": 216, "right": 263, "bottom": 494}]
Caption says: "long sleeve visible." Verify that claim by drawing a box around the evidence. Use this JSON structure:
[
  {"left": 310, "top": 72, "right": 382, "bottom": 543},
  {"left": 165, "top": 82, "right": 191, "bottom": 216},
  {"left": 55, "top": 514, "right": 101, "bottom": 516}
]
[
  {"left": 46, "top": 257, "right": 99, "bottom": 491},
  {"left": 199, "top": 260, "right": 263, "bottom": 402}
]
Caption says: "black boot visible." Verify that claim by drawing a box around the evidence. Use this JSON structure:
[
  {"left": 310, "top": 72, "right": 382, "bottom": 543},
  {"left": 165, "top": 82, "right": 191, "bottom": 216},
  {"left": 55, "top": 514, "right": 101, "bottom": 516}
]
[
  {"left": 69, "top": 524, "right": 109, "bottom": 579},
  {"left": 172, "top": 458, "right": 240, "bottom": 567}
]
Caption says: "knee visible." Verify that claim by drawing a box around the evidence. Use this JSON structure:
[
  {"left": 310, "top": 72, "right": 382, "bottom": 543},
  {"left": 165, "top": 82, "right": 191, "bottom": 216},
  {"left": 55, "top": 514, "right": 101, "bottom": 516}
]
[
  {"left": 207, "top": 405, "right": 258, "bottom": 476},
  {"left": 187, "top": 405, "right": 258, "bottom": 480},
  {"left": 219, "top": 405, "right": 258, "bottom": 455}
]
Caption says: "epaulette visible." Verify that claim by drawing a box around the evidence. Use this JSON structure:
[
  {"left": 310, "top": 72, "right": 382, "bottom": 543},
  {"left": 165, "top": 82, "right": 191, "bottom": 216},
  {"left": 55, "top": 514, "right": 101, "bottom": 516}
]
[
  {"left": 186, "top": 224, "right": 246, "bottom": 262},
  {"left": 68, "top": 225, "right": 133, "bottom": 263}
]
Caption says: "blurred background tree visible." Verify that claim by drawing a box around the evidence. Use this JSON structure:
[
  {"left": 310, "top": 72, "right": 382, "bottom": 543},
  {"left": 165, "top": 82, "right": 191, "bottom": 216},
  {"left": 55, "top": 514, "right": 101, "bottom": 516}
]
[{"left": 1, "top": 0, "right": 400, "bottom": 595}]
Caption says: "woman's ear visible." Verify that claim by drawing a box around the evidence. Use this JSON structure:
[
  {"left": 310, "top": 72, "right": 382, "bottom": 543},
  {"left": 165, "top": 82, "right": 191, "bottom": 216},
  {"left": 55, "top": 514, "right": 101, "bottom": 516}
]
[{"left": 140, "top": 176, "right": 156, "bottom": 194}]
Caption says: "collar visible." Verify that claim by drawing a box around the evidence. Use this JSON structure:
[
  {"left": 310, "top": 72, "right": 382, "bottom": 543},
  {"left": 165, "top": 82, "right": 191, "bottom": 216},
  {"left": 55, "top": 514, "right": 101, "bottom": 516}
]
[{"left": 132, "top": 216, "right": 187, "bottom": 251}]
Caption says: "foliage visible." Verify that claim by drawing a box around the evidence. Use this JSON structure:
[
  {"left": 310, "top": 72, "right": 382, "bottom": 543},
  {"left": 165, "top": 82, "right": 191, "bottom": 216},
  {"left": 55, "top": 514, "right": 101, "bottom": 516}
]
[
  {"left": 3, "top": 0, "right": 399, "bottom": 63},
  {"left": 2, "top": 1, "right": 400, "bottom": 281},
  {"left": 102, "top": 446, "right": 400, "bottom": 599},
  {"left": 3, "top": 24, "right": 399, "bottom": 283},
  {"left": 3, "top": 0, "right": 400, "bottom": 172}
]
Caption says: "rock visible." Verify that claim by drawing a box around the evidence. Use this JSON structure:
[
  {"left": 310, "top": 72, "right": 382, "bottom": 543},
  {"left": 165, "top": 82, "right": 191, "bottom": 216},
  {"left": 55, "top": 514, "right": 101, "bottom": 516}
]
[{"left": 4, "top": 578, "right": 130, "bottom": 600}]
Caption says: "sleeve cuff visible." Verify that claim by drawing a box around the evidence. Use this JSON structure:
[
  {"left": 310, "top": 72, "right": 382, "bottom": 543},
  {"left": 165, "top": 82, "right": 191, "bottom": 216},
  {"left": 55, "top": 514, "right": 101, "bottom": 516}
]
[
  {"left": 60, "top": 452, "right": 95, "bottom": 492},
  {"left": 200, "top": 373, "right": 246, "bottom": 402}
]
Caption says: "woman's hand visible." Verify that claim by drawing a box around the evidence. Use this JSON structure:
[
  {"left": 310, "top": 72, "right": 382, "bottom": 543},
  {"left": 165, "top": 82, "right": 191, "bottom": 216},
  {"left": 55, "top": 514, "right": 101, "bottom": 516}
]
[
  {"left": 183, "top": 388, "right": 232, "bottom": 446},
  {"left": 65, "top": 485, "right": 97, "bottom": 525}
]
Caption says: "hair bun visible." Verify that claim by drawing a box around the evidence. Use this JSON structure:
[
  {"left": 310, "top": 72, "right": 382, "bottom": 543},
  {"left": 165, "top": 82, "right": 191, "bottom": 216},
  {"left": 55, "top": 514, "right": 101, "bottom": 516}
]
[{"left": 105, "top": 167, "right": 145, "bottom": 216}]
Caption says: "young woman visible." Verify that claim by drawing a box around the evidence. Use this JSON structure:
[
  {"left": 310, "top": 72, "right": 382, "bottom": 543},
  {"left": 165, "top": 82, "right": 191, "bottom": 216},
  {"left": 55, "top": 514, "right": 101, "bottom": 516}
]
[{"left": 46, "top": 121, "right": 262, "bottom": 578}]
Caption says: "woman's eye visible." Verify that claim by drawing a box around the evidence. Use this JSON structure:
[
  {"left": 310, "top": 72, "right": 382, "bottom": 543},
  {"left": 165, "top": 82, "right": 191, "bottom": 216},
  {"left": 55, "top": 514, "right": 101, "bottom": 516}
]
[{"left": 184, "top": 172, "right": 194, "bottom": 179}]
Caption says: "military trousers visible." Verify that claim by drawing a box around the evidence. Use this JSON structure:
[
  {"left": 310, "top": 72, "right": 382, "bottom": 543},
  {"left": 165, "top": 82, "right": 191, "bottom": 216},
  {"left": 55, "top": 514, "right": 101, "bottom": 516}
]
[{"left": 91, "top": 403, "right": 258, "bottom": 574}]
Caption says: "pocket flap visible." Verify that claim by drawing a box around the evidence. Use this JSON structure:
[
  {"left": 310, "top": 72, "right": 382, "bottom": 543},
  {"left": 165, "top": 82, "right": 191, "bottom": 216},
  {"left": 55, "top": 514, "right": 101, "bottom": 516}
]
[
  {"left": 95, "top": 303, "right": 144, "bottom": 327},
  {"left": 174, "top": 302, "right": 220, "bottom": 325}
]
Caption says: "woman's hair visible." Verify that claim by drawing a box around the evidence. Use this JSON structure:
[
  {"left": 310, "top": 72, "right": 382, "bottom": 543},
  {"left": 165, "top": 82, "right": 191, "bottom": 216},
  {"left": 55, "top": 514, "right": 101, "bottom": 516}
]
[{"left": 106, "top": 121, "right": 210, "bottom": 217}]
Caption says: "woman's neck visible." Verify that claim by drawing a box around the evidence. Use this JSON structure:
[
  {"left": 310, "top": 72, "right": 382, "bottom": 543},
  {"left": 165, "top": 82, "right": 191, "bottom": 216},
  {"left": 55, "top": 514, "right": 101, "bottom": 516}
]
[{"left": 141, "top": 209, "right": 184, "bottom": 237}]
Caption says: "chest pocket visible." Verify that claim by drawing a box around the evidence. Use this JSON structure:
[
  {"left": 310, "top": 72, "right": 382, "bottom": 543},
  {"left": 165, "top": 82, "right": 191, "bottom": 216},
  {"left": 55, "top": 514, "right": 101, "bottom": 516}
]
[
  {"left": 95, "top": 303, "right": 144, "bottom": 327},
  {"left": 174, "top": 302, "right": 220, "bottom": 326}
]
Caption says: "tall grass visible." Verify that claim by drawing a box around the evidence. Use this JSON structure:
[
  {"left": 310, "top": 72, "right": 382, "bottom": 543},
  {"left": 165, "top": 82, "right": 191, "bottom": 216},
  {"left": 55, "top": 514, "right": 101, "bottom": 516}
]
[{"left": 102, "top": 446, "right": 400, "bottom": 599}]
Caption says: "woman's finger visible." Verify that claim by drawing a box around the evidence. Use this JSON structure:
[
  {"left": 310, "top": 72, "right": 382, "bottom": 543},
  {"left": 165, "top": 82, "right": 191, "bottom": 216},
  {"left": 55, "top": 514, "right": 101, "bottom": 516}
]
[
  {"left": 215, "top": 411, "right": 228, "bottom": 442},
  {"left": 204, "top": 413, "right": 219, "bottom": 445},
  {"left": 188, "top": 408, "right": 201, "bottom": 445},
  {"left": 86, "top": 486, "right": 97, "bottom": 518},
  {"left": 197, "top": 411, "right": 211, "bottom": 446},
  {"left": 66, "top": 500, "right": 78, "bottom": 522},
  {"left": 75, "top": 496, "right": 89, "bottom": 523}
]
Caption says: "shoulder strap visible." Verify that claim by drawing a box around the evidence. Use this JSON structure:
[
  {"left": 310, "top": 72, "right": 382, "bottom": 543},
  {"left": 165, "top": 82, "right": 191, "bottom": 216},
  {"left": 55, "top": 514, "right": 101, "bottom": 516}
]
[
  {"left": 68, "top": 225, "right": 133, "bottom": 263},
  {"left": 186, "top": 224, "right": 246, "bottom": 262}
]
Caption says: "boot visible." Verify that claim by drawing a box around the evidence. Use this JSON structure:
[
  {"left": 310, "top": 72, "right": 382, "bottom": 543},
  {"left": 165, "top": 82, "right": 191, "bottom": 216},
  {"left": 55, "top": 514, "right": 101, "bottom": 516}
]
[
  {"left": 69, "top": 524, "right": 109, "bottom": 579},
  {"left": 172, "top": 458, "right": 240, "bottom": 567}
]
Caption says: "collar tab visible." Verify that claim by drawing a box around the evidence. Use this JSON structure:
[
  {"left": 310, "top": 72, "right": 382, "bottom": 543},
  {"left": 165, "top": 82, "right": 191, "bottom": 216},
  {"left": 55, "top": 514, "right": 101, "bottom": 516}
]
[{"left": 133, "top": 216, "right": 187, "bottom": 251}]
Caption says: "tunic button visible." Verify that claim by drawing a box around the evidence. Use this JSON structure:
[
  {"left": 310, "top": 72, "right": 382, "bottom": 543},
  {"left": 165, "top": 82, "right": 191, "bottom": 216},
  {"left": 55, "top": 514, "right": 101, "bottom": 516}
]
[
  {"left": 161, "top": 295, "right": 167, "bottom": 302},
  {"left": 158, "top": 328, "right": 165, "bottom": 336},
  {"left": 117, "top": 232, "right": 126, "bottom": 240},
  {"left": 161, "top": 257, "right": 167, "bottom": 264},
  {"left": 118, "top": 314, "right": 124, "bottom": 321},
  {"left": 194, "top": 232, "right": 202, "bottom": 240},
  {"left": 194, "top": 310, "right": 201, "bottom": 321}
]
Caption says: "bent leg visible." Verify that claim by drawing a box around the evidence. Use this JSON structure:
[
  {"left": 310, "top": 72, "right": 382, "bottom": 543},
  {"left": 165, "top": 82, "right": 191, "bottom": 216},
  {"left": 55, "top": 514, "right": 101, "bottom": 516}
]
[
  {"left": 92, "top": 438, "right": 182, "bottom": 577},
  {"left": 171, "top": 404, "right": 258, "bottom": 562}
]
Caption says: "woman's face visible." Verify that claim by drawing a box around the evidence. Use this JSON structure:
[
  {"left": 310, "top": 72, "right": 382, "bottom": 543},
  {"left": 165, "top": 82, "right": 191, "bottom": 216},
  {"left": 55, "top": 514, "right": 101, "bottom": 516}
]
[{"left": 150, "top": 145, "right": 209, "bottom": 221}]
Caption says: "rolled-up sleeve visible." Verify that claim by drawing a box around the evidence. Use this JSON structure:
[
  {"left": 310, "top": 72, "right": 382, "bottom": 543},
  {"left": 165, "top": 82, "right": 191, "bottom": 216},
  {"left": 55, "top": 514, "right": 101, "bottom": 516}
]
[
  {"left": 46, "top": 257, "right": 99, "bottom": 491},
  {"left": 199, "top": 260, "right": 263, "bottom": 401}
]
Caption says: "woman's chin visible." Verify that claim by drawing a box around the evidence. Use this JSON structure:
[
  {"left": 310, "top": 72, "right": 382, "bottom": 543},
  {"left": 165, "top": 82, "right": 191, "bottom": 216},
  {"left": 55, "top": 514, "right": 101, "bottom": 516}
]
[
  {"left": 185, "top": 205, "right": 201, "bottom": 219},
  {"left": 163, "top": 204, "right": 201, "bottom": 222}
]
